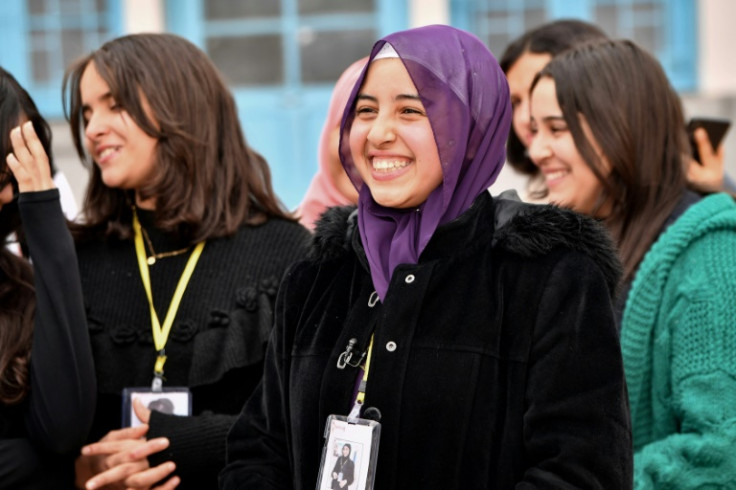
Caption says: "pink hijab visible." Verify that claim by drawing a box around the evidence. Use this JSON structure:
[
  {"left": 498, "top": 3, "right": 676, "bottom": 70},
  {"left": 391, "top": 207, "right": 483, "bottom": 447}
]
[{"left": 297, "top": 57, "right": 369, "bottom": 230}]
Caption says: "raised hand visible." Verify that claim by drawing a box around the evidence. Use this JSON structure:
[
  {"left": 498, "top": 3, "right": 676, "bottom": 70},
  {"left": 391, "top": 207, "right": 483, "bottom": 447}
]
[
  {"left": 687, "top": 127, "right": 726, "bottom": 193},
  {"left": 5, "top": 121, "right": 55, "bottom": 193}
]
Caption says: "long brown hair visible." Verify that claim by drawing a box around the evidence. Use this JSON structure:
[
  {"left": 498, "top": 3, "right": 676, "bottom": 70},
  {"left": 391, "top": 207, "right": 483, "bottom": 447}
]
[
  {"left": 533, "top": 40, "right": 689, "bottom": 282},
  {"left": 63, "top": 33, "right": 294, "bottom": 243},
  {"left": 0, "top": 67, "right": 48, "bottom": 404},
  {"left": 500, "top": 19, "right": 608, "bottom": 176},
  {"left": 0, "top": 250, "right": 34, "bottom": 405}
]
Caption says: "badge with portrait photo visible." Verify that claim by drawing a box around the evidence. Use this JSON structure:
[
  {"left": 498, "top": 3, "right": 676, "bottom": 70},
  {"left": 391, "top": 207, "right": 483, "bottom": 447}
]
[
  {"left": 121, "top": 387, "right": 192, "bottom": 427},
  {"left": 316, "top": 415, "right": 381, "bottom": 490}
]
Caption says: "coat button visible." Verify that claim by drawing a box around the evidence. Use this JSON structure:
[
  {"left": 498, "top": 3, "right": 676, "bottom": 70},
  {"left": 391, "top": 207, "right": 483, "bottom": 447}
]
[
  {"left": 405, "top": 274, "right": 415, "bottom": 283},
  {"left": 363, "top": 406, "right": 382, "bottom": 422},
  {"left": 386, "top": 341, "right": 397, "bottom": 352}
]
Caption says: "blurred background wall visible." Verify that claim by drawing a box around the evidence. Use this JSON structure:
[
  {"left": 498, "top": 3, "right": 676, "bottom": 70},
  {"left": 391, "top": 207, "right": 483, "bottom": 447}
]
[{"left": 0, "top": 0, "right": 733, "bottom": 209}]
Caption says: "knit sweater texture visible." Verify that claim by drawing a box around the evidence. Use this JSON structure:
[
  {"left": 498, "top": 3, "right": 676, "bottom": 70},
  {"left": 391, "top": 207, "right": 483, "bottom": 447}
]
[
  {"left": 76, "top": 212, "right": 309, "bottom": 489},
  {"left": 621, "top": 192, "right": 736, "bottom": 489}
]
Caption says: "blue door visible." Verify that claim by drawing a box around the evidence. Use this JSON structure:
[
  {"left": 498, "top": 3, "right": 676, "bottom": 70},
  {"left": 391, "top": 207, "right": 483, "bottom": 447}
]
[{"left": 167, "top": 0, "right": 408, "bottom": 209}]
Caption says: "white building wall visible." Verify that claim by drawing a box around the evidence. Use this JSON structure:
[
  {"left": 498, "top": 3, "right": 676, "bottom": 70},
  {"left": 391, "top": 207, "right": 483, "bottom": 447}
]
[
  {"left": 409, "top": 0, "right": 450, "bottom": 27},
  {"left": 124, "top": 0, "right": 165, "bottom": 34}
]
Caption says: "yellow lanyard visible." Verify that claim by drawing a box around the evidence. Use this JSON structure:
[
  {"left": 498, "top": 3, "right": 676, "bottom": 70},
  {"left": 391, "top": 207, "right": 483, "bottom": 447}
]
[
  {"left": 132, "top": 210, "right": 205, "bottom": 382},
  {"left": 356, "top": 335, "right": 375, "bottom": 405}
]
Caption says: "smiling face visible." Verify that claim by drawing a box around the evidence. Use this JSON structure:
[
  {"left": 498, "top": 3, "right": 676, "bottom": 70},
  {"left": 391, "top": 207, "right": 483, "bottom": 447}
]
[
  {"left": 348, "top": 57, "right": 443, "bottom": 209},
  {"left": 506, "top": 52, "right": 551, "bottom": 149},
  {"left": 528, "top": 77, "right": 609, "bottom": 216},
  {"left": 80, "top": 62, "right": 159, "bottom": 208}
]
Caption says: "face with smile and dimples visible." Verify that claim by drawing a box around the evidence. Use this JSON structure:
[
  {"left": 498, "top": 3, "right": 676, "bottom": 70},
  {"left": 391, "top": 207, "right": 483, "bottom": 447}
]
[
  {"left": 348, "top": 57, "right": 443, "bottom": 209},
  {"left": 506, "top": 51, "right": 551, "bottom": 149},
  {"left": 80, "top": 62, "right": 158, "bottom": 208},
  {"left": 528, "top": 77, "right": 609, "bottom": 217}
]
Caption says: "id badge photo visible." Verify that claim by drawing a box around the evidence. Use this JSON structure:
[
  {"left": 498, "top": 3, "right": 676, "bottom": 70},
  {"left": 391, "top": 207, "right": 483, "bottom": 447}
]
[
  {"left": 121, "top": 386, "right": 192, "bottom": 427},
  {"left": 316, "top": 415, "right": 381, "bottom": 490}
]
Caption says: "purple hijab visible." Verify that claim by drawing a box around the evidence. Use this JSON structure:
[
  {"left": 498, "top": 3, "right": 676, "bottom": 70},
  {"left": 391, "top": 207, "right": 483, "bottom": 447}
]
[{"left": 339, "top": 25, "right": 511, "bottom": 300}]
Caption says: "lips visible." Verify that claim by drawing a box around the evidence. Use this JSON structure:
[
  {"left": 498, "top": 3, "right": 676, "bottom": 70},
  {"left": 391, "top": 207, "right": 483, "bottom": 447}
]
[
  {"left": 543, "top": 168, "right": 569, "bottom": 187},
  {"left": 95, "top": 145, "right": 121, "bottom": 164},
  {"left": 368, "top": 157, "right": 413, "bottom": 182}
]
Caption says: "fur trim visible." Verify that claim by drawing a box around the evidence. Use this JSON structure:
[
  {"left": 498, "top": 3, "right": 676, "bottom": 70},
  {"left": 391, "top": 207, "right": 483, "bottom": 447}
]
[
  {"left": 311, "top": 199, "right": 622, "bottom": 294},
  {"left": 308, "top": 206, "right": 357, "bottom": 262},
  {"left": 493, "top": 202, "right": 621, "bottom": 295}
]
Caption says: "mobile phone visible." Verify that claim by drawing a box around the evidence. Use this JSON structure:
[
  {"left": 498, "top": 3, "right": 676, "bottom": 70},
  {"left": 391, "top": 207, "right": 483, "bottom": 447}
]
[{"left": 686, "top": 117, "right": 731, "bottom": 164}]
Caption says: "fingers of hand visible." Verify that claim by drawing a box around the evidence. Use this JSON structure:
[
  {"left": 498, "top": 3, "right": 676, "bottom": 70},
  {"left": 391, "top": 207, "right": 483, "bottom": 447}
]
[
  {"left": 20, "top": 121, "right": 48, "bottom": 163},
  {"left": 128, "top": 437, "right": 170, "bottom": 460},
  {"left": 695, "top": 127, "right": 719, "bottom": 161},
  {"left": 9, "top": 125, "right": 32, "bottom": 163},
  {"left": 85, "top": 460, "right": 149, "bottom": 490},
  {"left": 150, "top": 476, "right": 181, "bottom": 490},
  {"left": 7, "top": 122, "right": 53, "bottom": 192},
  {"left": 133, "top": 398, "right": 152, "bottom": 424},
  {"left": 82, "top": 425, "right": 149, "bottom": 456},
  {"left": 104, "top": 425, "right": 150, "bottom": 442},
  {"left": 124, "top": 461, "right": 176, "bottom": 489}
]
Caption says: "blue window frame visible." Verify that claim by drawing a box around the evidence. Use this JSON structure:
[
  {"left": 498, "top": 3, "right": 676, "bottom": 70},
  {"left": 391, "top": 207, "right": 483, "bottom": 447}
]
[
  {"left": 167, "top": 0, "right": 409, "bottom": 209},
  {"left": 451, "top": 0, "right": 696, "bottom": 91},
  {"left": 0, "top": 0, "right": 124, "bottom": 119}
]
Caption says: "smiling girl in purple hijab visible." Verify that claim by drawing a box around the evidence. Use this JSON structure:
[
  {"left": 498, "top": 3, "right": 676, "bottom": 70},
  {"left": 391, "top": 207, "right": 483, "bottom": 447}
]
[{"left": 221, "top": 25, "right": 632, "bottom": 489}]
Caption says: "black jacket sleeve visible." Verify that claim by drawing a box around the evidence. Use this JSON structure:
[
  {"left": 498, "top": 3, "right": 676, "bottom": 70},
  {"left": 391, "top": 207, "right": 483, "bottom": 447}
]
[
  {"left": 18, "top": 189, "right": 96, "bottom": 454},
  {"left": 519, "top": 250, "right": 633, "bottom": 488},
  {"left": 146, "top": 410, "right": 235, "bottom": 482},
  {"left": 219, "top": 263, "right": 306, "bottom": 489}
]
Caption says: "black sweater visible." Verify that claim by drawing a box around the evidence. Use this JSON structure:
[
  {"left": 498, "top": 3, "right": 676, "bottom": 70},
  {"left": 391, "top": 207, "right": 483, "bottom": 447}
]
[
  {"left": 0, "top": 190, "right": 95, "bottom": 489},
  {"left": 76, "top": 210, "right": 309, "bottom": 488}
]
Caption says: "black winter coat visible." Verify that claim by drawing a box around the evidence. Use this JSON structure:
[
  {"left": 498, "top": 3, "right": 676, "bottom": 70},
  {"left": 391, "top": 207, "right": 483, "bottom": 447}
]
[{"left": 221, "top": 192, "right": 633, "bottom": 489}]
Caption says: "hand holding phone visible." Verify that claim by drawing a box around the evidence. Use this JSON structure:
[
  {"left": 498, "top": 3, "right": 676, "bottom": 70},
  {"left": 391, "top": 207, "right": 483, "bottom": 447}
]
[{"left": 686, "top": 117, "right": 731, "bottom": 164}]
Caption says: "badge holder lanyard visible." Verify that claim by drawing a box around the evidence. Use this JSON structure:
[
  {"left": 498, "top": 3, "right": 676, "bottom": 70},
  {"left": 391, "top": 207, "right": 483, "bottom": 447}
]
[
  {"left": 121, "top": 212, "right": 204, "bottom": 427},
  {"left": 132, "top": 210, "right": 205, "bottom": 391},
  {"left": 317, "top": 330, "right": 381, "bottom": 489}
]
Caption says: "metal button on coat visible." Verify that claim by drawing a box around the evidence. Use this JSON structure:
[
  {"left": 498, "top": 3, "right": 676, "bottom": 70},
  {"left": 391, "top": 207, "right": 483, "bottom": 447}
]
[
  {"left": 405, "top": 274, "right": 415, "bottom": 283},
  {"left": 386, "top": 341, "right": 397, "bottom": 352},
  {"left": 363, "top": 406, "right": 382, "bottom": 422}
]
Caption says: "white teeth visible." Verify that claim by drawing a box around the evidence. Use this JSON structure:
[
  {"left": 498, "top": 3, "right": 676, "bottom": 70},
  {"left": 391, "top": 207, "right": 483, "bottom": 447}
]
[
  {"left": 546, "top": 170, "right": 568, "bottom": 181},
  {"left": 372, "top": 159, "right": 410, "bottom": 171},
  {"left": 98, "top": 147, "right": 118, "bottom": 159}
]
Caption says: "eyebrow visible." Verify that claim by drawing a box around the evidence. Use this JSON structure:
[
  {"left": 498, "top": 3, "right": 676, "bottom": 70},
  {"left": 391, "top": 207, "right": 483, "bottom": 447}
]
[
  {"left": 540, "top": 115, "right": 566, "bottom": 123},
  {"left": 81, "top": 92, "right": 114, "bottom": 112},
  {"left": 356, "top": 93, "right": 422, "bottom": 102}
]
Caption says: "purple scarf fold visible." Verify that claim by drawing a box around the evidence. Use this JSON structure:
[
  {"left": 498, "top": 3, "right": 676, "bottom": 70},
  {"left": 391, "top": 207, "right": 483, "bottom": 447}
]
[{"left": 339, "top": 25, "right": 511, "bottom": 299}]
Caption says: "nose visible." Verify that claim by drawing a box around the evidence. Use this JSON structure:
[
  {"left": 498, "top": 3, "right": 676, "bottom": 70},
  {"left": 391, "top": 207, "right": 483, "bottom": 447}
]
[
  {"left": 513, "top": 98, "right": 531, "bottom": 144},
  {"left": 527, "top": 131, "right": 551, "bottom": 166},
  {"left": 366, "top": 112, "right": 396, "bottom": 147},
  {"left": 84, "top": 111, "right": 109, "bottom": 142}
]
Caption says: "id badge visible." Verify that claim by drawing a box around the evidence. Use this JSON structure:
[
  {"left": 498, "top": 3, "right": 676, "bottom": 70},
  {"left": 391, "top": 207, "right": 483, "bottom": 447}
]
[
  {"left": 316, "top": 415, "right": 381, "bottom": 490},
  {"left": 121, "top": 387, "right": 192, "bottom": 427}
]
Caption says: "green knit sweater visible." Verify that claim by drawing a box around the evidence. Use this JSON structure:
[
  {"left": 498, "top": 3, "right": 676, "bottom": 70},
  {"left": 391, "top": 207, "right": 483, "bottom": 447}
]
[{"left": 622, "top": 193, "right": 736, "bottom": 489}]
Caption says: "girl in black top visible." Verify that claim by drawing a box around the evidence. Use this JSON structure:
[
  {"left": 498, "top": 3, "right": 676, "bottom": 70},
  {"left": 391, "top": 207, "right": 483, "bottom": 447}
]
[
  {"left": 0, "top": 67, "right": 94, "bottom": 489},
  {"left": 64, "top": 34, "right": 309, "bottom": 489}
]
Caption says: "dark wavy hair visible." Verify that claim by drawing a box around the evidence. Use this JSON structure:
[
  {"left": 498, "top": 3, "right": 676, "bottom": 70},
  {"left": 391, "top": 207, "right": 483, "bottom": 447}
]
[
  {"left": 0, "top": 66, "right": 42, "bottom": 405},
  {"left": 500, "top": 19, "right": 608, "bottom": 176},
  {"left": 532, "top": 39, "right": 689, "bottom": 282},
  {"left": 63, "top": 33, "right": 294, "bottom": 244}
]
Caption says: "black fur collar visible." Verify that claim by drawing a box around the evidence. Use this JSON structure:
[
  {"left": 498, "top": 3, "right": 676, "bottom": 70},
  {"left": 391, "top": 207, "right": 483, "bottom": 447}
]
[{"left": 310, "top": 193, "right": 621, "bottom": 296}]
